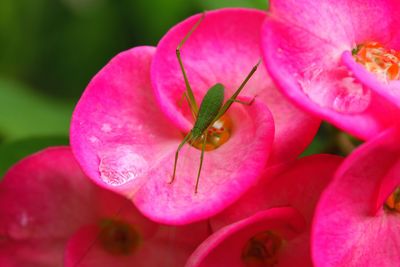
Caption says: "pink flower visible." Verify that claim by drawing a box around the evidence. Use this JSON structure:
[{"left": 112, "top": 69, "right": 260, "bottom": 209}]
[
  {"left": 262, "top": 0, "right": 400, "bottom": 140},
  {"left": 0, "top": 147, "right": 209, "bottom": 267},
  {"left": 71, "top": 9, "right": 319, "bottom": 224},
  {"left": 186, "top": 154, "right": 342, "bottom": 267},
  {"left": 312, "top": 127, "right": 400, "bottom": 267},
  {"left": 186, "top": 207, "right": 307, "bottom": 267}
]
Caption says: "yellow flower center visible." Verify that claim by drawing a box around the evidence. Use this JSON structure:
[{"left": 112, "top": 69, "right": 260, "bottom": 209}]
[
  {"left": 353, "top": 41, "right": 400, "bottom": 81},
  {"left": 384, "top": 187, "right": 400, "bottom": 213},
  {"left": 99, "top": 219, "right": 141, "bottom": 255},
  {"left": 241, "top": 231, "right": 284, "bottom": 267},
  {"left": 190, "top": 115, "right": 233, "bottom": 151}
]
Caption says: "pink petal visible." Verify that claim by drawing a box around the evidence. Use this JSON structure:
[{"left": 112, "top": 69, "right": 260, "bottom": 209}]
[
  {"left": 70, "top": 46, "right": 183, "bottom": 195},
  {"left": 0, "top": 147, "right": 99, "bottom": 267},
  {"left": 152, "top": 8, "right": 320, "bottom": 165},
  {"left": 186, "top": 207, "right": 307, "bottom": 267},
  {"left": 262, "top": 18, "right": 400, "bottom": 140},
  {"left": 0, "top": 147, "right": 163, "bottom": 267},
  {"left": 70, "top": 46, "right": 201, "bottom": 223},
  {"left": 133, "top": 100, "right": 275, "bottom": 224},
  {"left": 269, "top": 0, "right": 399, "bottom": 46},
  {"left": 312, "top": 127, "right": 400, "bottom": 267},
  {"left": 207, "top": 155, "right": 341, "bottom": 267},
  {"left": 0, "top": 146, "right": 210, "bottom": 266},
  {"left": 65, "top": 225, "right": 132, "bottom": 267},
  {"left": 0, "top": 241, "right": 67, "bottom": 267},
  {"left": 262, "top": 0, "right": 400, "bottom": 139},
  {"left": 70, "top": 44, "right": 275, "bottom": 224},
  {"left": 212, "top": 154, "right": 343, "bottom": 230},
  {"left": 65, "top": 222, "right": 210, "bottom": 267}
]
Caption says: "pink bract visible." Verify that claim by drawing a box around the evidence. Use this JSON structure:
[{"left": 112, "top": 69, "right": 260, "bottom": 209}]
[
  {"left": 0, "top": 147, "right": 208, "bottom": 267},
  {"left": 152, "top": 8, "right": 320, "bottom": 165},
  {"left": 196, "top": 154, "right": 342, "bottom": 267},
  {"left": 186, "top": 207, "right": 307, "bottom": 267},
  {"left": 212, "top": 154, "right": 343, "bottom": 229},
  {"left": 70, "top": 8, "right": 316, "bottom": 225},
  {"left": 0, "top": 147, "right": 98, "bottom": 267},
  {"left": 312, "top": 127, "right": 400, "bottom": 267},
  {"left": 71, "top": 45, "right": 274, "bottom": 225},
  {"left": 66, "top": 221, "right": 209, "bottom": 267},
  {"left": 262, "top": 0, "right": 400, "bottom": 140}
]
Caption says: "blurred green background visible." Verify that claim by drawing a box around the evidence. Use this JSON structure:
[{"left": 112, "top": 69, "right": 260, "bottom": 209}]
[{"left": 0, "top": 0, "right": 269, "bottom": 175}]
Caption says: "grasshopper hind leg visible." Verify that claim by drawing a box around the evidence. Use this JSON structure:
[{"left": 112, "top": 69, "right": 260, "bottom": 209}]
[
  {"left": 175, "top": 12, "right": 206, "bottom": 119},
  {"left": 194, "top": 132, "right": 208, "bottom": 194},
  {"left": 170, "top": 132, "right": 193, "bottom": 184}
]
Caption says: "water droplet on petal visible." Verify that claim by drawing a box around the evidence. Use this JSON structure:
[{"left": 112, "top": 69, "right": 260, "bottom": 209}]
[
  {"left": 333, "top": 76, "right": 370, "bottom": 113},
  {"left": 99, "top": 145, "right": 148, "bottom": 187}
]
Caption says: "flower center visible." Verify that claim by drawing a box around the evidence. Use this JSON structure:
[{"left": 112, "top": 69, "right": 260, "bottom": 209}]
[
  {"left": 190, "top": 115, "right": 233, "bottom": 151},
  {"left": 241, "top": 230, "right": 283, "bottom": 267},
  {"left": 352, "top": 41, "right": 400, "bottom": 81},
  {"left": 99, "top": 219, "right": 141, "bottom": 255},
  {"left": 384, "top": 187, "right": 400, "bottom": 213}
]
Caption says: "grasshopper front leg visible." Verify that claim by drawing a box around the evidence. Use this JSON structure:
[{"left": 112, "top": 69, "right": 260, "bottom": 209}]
[
  {"left": 213, "top": 60, "right": 261, "bottom": 122},
  {"left": 231, "top": 96, "right": 257, "bottom": 106}
]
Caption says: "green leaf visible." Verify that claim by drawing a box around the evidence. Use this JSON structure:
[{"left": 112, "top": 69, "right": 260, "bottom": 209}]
[
  {"left": 200, "top": 0, "right": 268, "bottom": 10},
  {"left": 0, "top": 78, "right": 73, "bottom": 142},
  {"left": 0, "top": 136, "right": 69, "bottom": 179},
  {"left": 301, "top": 135, "right": 326, "bottom": 157}
]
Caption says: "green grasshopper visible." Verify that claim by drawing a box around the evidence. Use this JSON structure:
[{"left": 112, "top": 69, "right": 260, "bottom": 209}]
[{"left": 170, "top": 12, "right": 261, "bottom": 193}]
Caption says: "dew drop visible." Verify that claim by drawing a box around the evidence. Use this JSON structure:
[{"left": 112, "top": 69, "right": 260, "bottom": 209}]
[
  {"left": 332, "top": 76, "right": 370, "bottom": 113},
  {"left": 99, "top": 145, "right": 147, "bottom": 186}
]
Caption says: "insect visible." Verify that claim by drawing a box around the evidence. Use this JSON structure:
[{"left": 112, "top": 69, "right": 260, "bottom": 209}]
[{"left": 170, "top": 12, "right": 261, "bottom": 193}]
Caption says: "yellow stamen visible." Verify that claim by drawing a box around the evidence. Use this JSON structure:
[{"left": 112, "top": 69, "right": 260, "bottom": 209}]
[
  {"left": 353, "top": 42, "right": 400, "bottom": 81},
  {"left": 384, "top": 187, "right": 400, "bottom": 213},
  {"left": 190, "top": 115, "right": 233, "bottom": 151}
]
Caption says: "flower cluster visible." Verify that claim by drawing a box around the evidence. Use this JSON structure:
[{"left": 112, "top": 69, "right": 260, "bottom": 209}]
[{"left": 1, "top": 1, "right": 400, "bottom": 266}]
